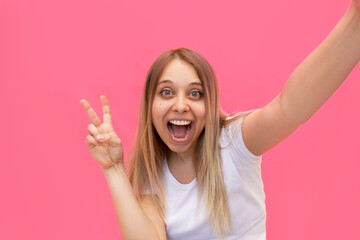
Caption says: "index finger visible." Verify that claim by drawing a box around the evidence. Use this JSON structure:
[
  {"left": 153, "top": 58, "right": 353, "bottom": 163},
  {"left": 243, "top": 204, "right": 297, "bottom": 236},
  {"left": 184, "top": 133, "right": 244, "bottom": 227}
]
[{"left": 80, "top": 99, "right": 102, "bottom": 127}]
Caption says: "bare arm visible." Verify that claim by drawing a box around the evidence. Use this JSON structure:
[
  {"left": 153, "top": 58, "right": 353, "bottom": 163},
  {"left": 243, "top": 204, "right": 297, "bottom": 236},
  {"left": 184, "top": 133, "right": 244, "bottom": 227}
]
[
  {"left": 281, "top": 2, "right": 360, "bottom": 124},
  {"left": 242, "top": 2, "right": 360, "bottom": 156},
  {"left": 102, "top": 163, "right": 163, "bottom": 240},
  {"left": 138, "top": 195, "right": 167, "bottom": 240},
  {"left": 80, "top": 96, "right": 165, "bottom": 239}
]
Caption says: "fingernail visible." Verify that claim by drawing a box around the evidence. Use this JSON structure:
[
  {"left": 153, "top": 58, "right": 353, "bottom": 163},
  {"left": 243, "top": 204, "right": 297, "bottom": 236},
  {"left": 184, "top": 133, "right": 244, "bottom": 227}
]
[{"left": 97, "top": 135, "right": 104, "bottom": 141}]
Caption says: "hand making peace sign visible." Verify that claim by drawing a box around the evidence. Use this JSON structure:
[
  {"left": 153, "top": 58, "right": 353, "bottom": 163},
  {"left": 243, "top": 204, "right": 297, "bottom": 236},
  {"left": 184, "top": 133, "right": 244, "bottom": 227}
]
[{"left": 80, "top": 95, "right": 124, "bottom": 171}]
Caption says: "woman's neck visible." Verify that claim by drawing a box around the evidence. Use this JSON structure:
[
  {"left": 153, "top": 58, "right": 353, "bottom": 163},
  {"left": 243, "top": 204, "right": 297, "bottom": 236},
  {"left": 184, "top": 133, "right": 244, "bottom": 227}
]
[{"left": 167, "top": 150, "right": 194, "bottom": 165}]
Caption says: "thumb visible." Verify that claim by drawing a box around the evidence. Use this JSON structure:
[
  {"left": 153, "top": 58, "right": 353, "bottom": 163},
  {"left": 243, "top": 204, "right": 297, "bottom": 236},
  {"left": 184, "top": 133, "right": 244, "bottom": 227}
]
[
  {"left": 97, "top": 133, "right": 121, "bottom": 146},
  {"left": 96, "top": 134, "right": 105, "bottom": 142}
]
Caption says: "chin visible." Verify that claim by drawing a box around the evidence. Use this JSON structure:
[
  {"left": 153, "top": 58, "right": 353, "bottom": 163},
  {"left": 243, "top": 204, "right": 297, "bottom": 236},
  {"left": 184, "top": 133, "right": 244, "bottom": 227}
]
[{"left": 168, "top": 145, "right": 190, "bottom": 153}]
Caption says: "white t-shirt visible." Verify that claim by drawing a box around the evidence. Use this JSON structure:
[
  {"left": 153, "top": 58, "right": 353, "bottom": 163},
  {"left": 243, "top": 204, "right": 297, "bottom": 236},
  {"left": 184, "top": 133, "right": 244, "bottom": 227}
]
[{"left": 163, "top": 117, "right": 266, "bottom": 240}]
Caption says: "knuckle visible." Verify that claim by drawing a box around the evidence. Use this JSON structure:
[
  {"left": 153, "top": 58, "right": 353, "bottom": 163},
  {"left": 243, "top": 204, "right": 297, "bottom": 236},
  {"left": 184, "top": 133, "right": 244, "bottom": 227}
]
[{"left": 86, "top": 135, "right": 93, "bottom": 143}]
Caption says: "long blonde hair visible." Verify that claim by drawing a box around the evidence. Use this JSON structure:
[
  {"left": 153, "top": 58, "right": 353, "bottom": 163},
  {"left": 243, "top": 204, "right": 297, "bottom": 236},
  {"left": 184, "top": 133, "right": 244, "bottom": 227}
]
[{"left": 127, "top": 47, "right": 253, "bottom": 239}]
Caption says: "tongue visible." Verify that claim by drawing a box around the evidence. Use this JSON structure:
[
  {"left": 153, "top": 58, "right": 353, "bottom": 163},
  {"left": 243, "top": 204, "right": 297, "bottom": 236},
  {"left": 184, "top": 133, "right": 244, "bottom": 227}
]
[{"left": 171, "top": 125, "right": 187, "bottom": 138}]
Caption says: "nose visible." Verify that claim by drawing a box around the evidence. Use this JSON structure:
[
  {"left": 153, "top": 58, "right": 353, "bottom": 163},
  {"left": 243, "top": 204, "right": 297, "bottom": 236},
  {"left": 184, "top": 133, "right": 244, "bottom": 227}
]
[{"left": 172, "top": 95, "right": 190, "bottom": 113}]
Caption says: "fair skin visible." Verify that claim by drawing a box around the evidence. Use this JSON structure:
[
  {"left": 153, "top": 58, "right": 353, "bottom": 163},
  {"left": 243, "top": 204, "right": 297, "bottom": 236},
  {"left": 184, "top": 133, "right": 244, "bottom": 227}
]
[
  {"left": 242, "top": 1, "right": 360, "bottom": 156},
  {"left": 80, "top": 1, "right": 360, "bottom": 239},
  {"left": 151, "top": 59, "right": 206, "bottom": 183},
  {"left": 80, "top": 96, "right": 164, "bottom": 240}
]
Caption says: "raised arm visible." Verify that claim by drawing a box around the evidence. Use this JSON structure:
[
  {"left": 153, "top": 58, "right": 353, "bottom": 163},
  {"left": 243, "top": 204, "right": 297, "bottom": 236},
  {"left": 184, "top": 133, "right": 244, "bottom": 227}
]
[
  {"left": 280, "top": 1, "right": 360, "bottom": 124},
  {"left": 80, "top": 96, "right": 165, "bottom": 240},
  {"left": 242, "top": 1, "right": 360, "bottom": 157},
  {"left": 103, "top": 164, "right": 166, "bottom": 240}
]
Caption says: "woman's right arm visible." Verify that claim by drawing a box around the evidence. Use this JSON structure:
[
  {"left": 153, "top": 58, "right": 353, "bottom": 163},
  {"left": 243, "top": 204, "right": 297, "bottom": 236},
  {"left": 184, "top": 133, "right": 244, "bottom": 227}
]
[
  {"left": 102, "top": 163, "right": 165, "bottom": 240},
  {"left": 138, "top": 193, "right": 167, "bottom": 240},
  {"left": 80, "top": 95, "right": 165, "bottom": 240}
]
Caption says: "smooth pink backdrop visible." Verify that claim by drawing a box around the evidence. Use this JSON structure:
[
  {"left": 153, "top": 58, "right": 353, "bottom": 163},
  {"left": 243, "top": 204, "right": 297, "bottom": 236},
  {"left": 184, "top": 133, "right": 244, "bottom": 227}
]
[{"left": 1, "top": 0, "right": 359, "bottom": 239}]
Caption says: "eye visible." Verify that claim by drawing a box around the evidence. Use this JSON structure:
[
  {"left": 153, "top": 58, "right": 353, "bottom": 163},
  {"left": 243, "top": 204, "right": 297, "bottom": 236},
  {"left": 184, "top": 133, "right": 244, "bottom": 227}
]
[
  {"left": 160, "top": 89, "right": 173, "bottom": 96},
  {"left": 189, "top": 91, "right": 203, "bottom": 98}
]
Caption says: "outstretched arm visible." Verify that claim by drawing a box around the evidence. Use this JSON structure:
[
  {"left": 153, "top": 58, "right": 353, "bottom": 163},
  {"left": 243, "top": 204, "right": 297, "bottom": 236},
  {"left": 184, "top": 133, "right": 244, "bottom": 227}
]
[
  {"left": 242, "top": 1, "right": 360, "bottom": 157},
  {"left": 281, "top": 1, "right": 360, "bottom": 124}
]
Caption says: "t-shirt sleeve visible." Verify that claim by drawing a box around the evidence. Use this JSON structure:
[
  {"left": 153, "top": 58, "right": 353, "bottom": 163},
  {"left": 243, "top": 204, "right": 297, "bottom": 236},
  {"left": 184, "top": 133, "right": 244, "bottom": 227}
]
[{"left": 224, "top": 116, "right": 262, "bottom": 168}]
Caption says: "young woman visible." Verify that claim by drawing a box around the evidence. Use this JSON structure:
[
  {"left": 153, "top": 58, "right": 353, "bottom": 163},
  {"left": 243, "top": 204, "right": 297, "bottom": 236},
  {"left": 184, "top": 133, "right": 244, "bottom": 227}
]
[{"left": 80, "top": 1, "right": 360, "bottom": 239}]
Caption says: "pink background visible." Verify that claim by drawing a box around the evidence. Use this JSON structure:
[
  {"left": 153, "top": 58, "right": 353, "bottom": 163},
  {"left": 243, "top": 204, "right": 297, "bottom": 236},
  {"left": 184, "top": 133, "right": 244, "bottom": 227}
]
[{"left": 1, "top": 0, "right": 359, "bottom": 239}]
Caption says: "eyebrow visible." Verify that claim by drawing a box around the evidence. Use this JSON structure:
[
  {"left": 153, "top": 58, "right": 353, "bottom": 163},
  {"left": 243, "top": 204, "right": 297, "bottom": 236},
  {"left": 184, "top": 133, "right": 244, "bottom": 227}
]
[{"left": 157, "top": 79, "right": 203, "bottom": 86}]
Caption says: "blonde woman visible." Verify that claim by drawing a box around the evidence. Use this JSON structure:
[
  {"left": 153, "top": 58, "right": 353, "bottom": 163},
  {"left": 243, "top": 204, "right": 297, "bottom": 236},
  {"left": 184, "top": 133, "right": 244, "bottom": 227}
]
[{"left": 80, "top": 1, "right": 360, "bottom": 239}]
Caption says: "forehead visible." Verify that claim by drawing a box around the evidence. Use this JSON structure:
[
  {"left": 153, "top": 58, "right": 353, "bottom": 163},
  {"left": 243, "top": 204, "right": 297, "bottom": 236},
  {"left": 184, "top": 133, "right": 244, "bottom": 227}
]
[{"left": 158, "top": 59, "right": 202, "bottom": 85}]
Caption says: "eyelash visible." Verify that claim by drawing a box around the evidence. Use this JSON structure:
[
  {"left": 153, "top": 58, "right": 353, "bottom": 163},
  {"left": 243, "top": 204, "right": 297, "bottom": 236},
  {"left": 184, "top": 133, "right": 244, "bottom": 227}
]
[
  {"left": 160, "top": 90, "right": 172, "bottom": 96},
  {"left": 159, "top": 89, "right": 203, "bottom": 98},
  {"left": 189, "top": 91, "right": 203, "bottom": 98}
]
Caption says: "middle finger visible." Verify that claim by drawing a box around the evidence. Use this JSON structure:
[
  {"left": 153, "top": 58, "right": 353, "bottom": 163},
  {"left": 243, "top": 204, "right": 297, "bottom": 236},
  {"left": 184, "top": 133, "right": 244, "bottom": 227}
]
[
  {"left": 88, "top": 124, "right": 101, "bottom": 139},
  {"left": 100, "top": 95, "right": 113, "bottom": 125}
]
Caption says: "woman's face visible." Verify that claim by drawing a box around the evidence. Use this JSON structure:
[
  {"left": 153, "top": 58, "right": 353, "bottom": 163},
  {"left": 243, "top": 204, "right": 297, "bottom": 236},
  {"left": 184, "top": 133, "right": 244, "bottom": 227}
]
[{"left": 151, "top": 59, "right": 206, "bottom": 157}]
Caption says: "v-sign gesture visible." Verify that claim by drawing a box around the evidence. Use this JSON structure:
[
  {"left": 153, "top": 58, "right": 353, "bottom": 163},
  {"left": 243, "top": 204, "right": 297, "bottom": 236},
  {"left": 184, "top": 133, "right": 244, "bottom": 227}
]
[{"left": 80, "top": 95, "right": 123, "bottom": 171}]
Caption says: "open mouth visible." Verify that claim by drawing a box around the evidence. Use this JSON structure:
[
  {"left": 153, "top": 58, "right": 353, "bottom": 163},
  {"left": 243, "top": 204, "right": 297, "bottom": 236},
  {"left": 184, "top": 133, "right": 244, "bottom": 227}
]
[{"left": 167, "top": 120, "right": 192, "bottom": 142}]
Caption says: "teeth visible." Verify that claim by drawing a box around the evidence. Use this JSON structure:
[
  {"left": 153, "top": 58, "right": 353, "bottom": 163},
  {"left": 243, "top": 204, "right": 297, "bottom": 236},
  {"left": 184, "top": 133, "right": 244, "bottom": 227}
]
[
  {"left": 169, "top": 120, "right": 191, "bottom": 125},
  {"left": 169, "top": 124, "right": 191, "bottom": 141}
]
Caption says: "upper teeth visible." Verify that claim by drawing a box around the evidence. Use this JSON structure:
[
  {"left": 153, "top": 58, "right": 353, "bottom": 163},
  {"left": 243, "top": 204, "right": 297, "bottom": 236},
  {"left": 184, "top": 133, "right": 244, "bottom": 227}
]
[{"left": 170, "top": 120, "right": 191, "bottom": 125}]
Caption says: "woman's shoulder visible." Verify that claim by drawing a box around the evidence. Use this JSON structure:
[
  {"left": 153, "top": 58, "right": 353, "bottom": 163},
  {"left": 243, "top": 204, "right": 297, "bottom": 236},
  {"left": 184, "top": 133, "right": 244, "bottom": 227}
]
[
  {"left": 220, "top": 109, "right": 263, "bottom": 162},
  {"left": 221, "top": 109, "right": 259, "bottom": 130}
]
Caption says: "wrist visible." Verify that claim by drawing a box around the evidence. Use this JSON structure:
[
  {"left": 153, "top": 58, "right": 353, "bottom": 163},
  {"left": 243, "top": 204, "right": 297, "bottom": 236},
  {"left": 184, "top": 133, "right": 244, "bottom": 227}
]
[
  {"left": 351, "top": 0, "right": 360, "bottom": 13},
  {"left": 344, "top": 4, "right": 360, "bottom": 45},
  {"left": 349, "top": 1, "right": 360, "bottom": 19},
  {"left": 102, "top": 162, "right": 127, "bottom": 178}
]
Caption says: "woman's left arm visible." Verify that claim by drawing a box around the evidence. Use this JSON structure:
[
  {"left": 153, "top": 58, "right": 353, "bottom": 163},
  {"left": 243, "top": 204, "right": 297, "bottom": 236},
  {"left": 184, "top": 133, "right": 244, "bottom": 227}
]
[
  {"left": 242, "top": 1, "right": 360, "bottom": 157},
  {"left": 281, "top": 1, "right": 360, "bottom": 124}
]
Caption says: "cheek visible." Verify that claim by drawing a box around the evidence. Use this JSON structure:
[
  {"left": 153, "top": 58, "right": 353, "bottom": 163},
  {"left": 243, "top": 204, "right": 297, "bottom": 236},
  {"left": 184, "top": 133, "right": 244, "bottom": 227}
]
[
  {"left": 152, "top": 101, "right": 164, "bottom": 116},
  {"left": 151, "top": 98, "right": 168, "bottom": 126},
  {"left": 193, "top": 102, "right": 206, "bottom": 121}
]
